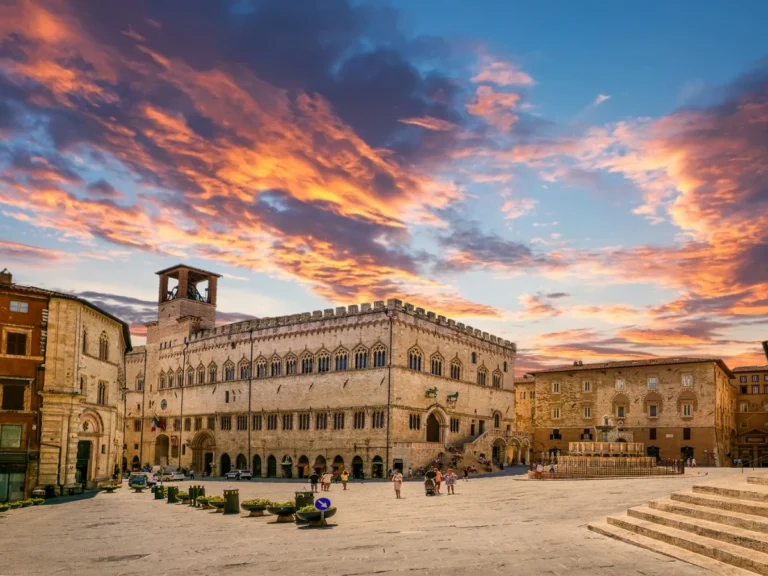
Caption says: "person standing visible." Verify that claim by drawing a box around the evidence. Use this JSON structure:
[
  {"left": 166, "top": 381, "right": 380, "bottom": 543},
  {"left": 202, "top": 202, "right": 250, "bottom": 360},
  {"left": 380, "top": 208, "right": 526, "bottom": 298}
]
[
  {"left": 341, "top": 469, "right": 349, "bottom": 490},
  {"left": 309, "top": 471, "right": 320, "bottom": 493},
  {"left": 321, "top": 471, "right": 332, "bottom": 491},
  {"left": 462, "top": 467, "right": 469, "bottom": 482},
  {"left": 535, "top": 462, "right": 544, "bottom": 479},
  {"left": 435, "top": 469, "right": 443, "bottom": 494},
  {"left": 444, "top": 468, "right": 457, "bottom": 495},
  {"left": 392, "top": 469, "right": 403, "bottom": 499}
]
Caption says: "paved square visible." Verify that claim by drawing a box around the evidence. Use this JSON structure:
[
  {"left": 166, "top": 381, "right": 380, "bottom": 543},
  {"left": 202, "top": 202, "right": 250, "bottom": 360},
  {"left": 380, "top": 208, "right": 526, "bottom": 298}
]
[{"left": 2, "top": 468, "right": 743, "bottom": 575}]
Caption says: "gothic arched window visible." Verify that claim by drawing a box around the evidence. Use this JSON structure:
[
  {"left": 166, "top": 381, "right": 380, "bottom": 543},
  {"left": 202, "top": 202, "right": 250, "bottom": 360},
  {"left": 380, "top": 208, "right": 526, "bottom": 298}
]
[
  {"left": 354, "top": 347, "right": 368, "bottom": 369},
  {"left": 372, "top": 344, "right": 387, "bottom": 367},
  {"left": 408, "top": 348, "right": 423, "bottom": 371},
  {"left": 430, "top": 354, "right": 443, "bottom": 377},
  {"left": 334, "top": 349, "right": 348, "bottom": 371}
]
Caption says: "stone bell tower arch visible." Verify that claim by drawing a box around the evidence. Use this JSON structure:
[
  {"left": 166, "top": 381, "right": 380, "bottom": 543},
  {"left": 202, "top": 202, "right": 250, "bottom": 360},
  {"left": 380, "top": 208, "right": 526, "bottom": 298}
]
[{"left": 155, "top": 264, "right": 221, "bottom": 330}]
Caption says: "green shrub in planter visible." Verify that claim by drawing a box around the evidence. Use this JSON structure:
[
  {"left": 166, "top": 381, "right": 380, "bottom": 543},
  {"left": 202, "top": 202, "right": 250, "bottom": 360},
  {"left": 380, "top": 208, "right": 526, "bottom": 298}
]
[
  {"left": 295, "top": 505, "right": 337, "bottom": 527},
  {"left": 177, "top": 491, "right": 189, "bottom": 502},
  {"left": 208, "top": 496, "right": 226, "bottom": 513},
  {"left": 20, "top": 499, "right": 33, "bottom": 507},
  {"left": 31, "top": 498, "right": 44, "bottom": 506},
  {"left": 266, "top": 500, "right": 296, "bottom": 523},
  {"left": 9, "top": 501, "right": 22, "bottom": 509},
  {"left": 241, "top": 498, "right": 272, "bottom": 517},
  {"left": 0, "top": 505, "right": 9, "bottom": 513},
  {"left": 196, "top": 495, "right": 212, "bottom": 509},
  {"left": 101, "top": 485, "right": 120, "bottom": 493}
]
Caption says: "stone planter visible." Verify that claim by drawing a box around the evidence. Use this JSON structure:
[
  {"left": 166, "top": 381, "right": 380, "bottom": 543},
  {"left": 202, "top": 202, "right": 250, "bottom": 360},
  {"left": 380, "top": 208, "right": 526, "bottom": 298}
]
[
  {"left": 131, "top": 486, "right": 146, "bottom": 493},
  {"left": 0, "top": 505, "right": 9, "bottom": 513},
  {"left": 31, "top": 498, "right": 44, "bottom": 506},
  {"left": 20, "top": 500, "right": 33, "bottom": 507},
  {"left": 196, "top": 496, "right": 212, "bottom": 509},
  {"left": 266, "top": 505, "right": 297, "bottom": 523},
  {"left": 208, "top": 497, "right": 226, "bottom": 512},
  {"left": 8, "top": 501, "right": 22, "bottom": 509},
  {"left": 241, "top": 502, "right": 270, "bottom": 517},
  {"left": 295, "top": 507, "right": 337, "bottom": 528}
]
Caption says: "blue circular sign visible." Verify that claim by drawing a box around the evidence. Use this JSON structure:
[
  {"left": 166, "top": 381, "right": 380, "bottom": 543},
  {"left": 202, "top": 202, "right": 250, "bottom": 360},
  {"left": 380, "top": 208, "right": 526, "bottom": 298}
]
[{"left": 315, "top": 498, "right": 331, "bottom": 510}]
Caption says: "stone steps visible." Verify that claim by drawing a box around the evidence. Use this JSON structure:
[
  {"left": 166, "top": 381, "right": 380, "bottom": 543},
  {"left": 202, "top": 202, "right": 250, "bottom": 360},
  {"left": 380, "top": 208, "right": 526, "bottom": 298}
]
[
  {"left": 672, "top": 491, "right": 768, "bottom": 517},
  {"left": 651, "top": 498, "right": 768, "bottom": 534},
  {"left": 588, "top": 476, "right": 768, "bottom": 575},
  {"left": 750, "top": 477, "right": 768, "bottom": 486}
]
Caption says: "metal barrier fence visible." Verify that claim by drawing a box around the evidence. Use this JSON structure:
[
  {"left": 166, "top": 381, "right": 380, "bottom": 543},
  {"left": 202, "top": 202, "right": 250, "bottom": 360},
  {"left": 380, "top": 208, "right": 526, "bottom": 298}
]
[{"left": 529, "top": 458, "right": 685, "bottom": 478}]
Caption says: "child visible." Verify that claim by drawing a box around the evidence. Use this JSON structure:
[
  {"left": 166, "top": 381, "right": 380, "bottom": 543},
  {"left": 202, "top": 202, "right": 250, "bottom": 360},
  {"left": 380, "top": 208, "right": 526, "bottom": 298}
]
[{"left": 444, "top": 468, "right": 457, "bottom": 495}]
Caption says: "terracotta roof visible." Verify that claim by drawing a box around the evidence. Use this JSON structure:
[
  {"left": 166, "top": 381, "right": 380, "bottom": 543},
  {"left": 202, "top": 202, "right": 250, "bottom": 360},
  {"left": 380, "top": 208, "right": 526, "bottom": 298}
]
[
  {"left": 732, "top": 365, "right": 768, "bottom": 373},
  {"left": 155, "top": 263, "right": 221, "bottom": 277},
  {"left": 514, "top": 376, "right": 535, "bottom": 384},
  {"left": 0, "top": 283, "right": 132, "bottom": 352},
  {"left": 529, "top": 357, "right": 734, "bottom": 378}
]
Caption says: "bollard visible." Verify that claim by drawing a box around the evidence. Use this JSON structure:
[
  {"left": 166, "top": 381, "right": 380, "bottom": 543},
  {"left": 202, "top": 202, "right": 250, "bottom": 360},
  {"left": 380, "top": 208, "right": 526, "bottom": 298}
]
[
  {"left": 154, "top": 485, "right": 165, "bottom": 500},
  {"left": 189, "top": 485, "right": 197, "bottom": 507},
  {"left": 223, "top": 489, "right": 239, "bottom": 515},
  {"left": 167, "top": 486, "right": 179, "bottom": 504},
  {"left": 196, "top": 485, "right": 205, "bottom": 507}
]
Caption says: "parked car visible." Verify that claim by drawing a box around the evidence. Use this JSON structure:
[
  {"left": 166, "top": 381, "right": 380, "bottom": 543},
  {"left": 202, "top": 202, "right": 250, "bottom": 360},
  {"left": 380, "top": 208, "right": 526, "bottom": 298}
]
[
  {"left": 129, "top": 472, "right": 157, "bottom": 486},
  {"left": 159, "top": 469, "right": 185, "bottom": 482},
  {"left": 224, "top": 469, "right": 252, "bottom": 480}
]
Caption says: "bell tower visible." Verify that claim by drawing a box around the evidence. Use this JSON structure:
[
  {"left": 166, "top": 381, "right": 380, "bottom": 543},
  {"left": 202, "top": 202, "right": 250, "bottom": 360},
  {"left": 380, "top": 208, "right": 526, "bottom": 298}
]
[{"left": 156, "top": 264, "right": 220, "bottom": 329}]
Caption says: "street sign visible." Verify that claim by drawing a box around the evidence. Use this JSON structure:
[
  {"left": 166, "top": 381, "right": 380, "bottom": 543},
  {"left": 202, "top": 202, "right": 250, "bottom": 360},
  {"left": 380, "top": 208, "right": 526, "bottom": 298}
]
[{"left": 315, "top": 497, "right": 331, "bottom": 510}]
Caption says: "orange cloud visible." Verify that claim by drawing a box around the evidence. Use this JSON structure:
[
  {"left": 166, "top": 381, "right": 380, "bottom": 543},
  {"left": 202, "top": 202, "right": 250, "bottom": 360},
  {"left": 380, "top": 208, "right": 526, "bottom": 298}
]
[{"left": 466, "top": 86, "right": 521, "bottom": 132}]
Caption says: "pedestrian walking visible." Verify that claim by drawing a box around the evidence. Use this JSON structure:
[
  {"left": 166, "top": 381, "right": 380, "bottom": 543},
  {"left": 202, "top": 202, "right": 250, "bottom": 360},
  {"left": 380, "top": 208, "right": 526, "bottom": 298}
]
[
  {"left": 321, "top": 471, "right": 333, "bottom": 491},
  {"left": 189, "top": 469, "right": 195, "bottom": 480},
  {"left": 341, "top": 469, "right": 349, "bottom": 490},
  {"left": 393, "top": 469, "right": 403, "bottom": 499},
  {"left": 435, "top": 469, "right": 443, "bottom": 494},
  {"left": 444, "top": 468, "right": 457, "bottom": 495},
  {"left": 535, "top": 462, "right": 544, "bottom": 479},
  {"left": 309, "top": 471, "right": 320, "bottom": 493},
  {"left": 462, "top": 467, "right": 469, "bottom": 482}
]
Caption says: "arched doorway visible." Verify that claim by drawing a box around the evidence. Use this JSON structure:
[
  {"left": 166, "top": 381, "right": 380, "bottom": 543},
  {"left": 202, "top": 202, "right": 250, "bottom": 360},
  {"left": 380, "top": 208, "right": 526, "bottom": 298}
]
[
  {"left": 647, "top": 446, "right": 660, "bottom": 461},
  {"left": 426, "top": 413, "right": 441, "bottom": 443},
  {"left": 235, "top": 453, "right": 247, "bottom": 470},
  {"left": 506, "top": 442, "right": 519, "bottom": 465},
  {"left": 131, "top": 455, "right": 140, "bottom": 470},
  {"left": 681, "top": 446, "right": 694, "bottom": 460},
  {"left": 220, "top": 453, "right": 231, "bottom": 476},
  {"left": 190, "top": 431, "right": 215, "bottom": 476},
  {"left": 267, "top": 455, "right": 277, "bottom": 477},
  {"left": 297, "top": 455, "right": 309, "bottom": 478},
  {"left": 352, "top": 456, "right": 364, "bottom": 479},
  {"left": 281, "top": 455, "right": 293, "bottom": 478},
  {"left": 75, "top": 440, "right": 92, "bottom": 488},
  {"left": 155, "top": 435, "right": 170, "bottom": 466},
  {"left": 333, "top": 455, "right": 344, "bottom": 473},
  {"left": 372, "top": 456, "right": 384, "bottom": 478},
  {"left": 253, "top": 455, "right": 262, "bottom": 477},
  {"left": 314, "top": 455, "right": 327, "bottom": 475},
  {"left": 122, "top": 457, "right": 128, "bottom": 473},
  {"left": 492, "top": 438, "right": 505, "bottom": 464}
]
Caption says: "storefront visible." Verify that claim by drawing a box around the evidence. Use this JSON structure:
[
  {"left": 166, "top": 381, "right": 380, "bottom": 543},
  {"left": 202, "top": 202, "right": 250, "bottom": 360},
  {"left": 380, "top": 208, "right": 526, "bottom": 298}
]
[{"left": 0, "top": 452, "right": 27, "bottom": 502}]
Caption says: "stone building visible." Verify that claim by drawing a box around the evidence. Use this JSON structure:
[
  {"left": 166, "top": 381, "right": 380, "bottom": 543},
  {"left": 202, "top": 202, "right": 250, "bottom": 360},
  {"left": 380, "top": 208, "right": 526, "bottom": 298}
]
[
  {"left": 514, "top": 376, "right": 535, "bottom": 437},
  {"left": 124, "top": 264, "right": 522, "bottom": 478},
  {"left": 529, "top": 358, "right": 736, "bottom": 466},
  {"left": 732, "top": 364, "right": 768, "bottom": 466},
  {"left": 0, "top": 270, "right": 131, "bottom": 499}
]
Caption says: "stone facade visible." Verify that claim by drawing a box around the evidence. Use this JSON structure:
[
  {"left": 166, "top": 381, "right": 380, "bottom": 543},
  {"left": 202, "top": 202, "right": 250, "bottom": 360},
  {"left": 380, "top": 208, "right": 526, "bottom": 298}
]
[
  {"left": 732, "top": 365, "right": 768, "bottom": 466},
  {"left": 0, "top": 272, "right": 131, "bottom": 498},
  {"left": 514, "top": 376, "right": 536, "bottom": 437},
  {"left": 124, "top": 265, "right": 518, "bottom": 478},
  {"left": 529, "top": 358, "right": 737, "bottom": 466}
]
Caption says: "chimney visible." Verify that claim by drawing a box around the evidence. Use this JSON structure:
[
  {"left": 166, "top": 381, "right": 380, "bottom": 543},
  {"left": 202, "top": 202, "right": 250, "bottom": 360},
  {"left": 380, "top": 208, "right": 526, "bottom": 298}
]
[{"left": 0, "top": 269, "right": 11, "bottom": 286}]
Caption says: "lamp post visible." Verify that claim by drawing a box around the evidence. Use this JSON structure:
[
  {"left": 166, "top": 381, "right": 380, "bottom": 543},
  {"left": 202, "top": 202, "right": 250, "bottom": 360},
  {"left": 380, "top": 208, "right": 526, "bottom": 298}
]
[{"left": 120, "top": 384, "right": 128, "bottom": 482}]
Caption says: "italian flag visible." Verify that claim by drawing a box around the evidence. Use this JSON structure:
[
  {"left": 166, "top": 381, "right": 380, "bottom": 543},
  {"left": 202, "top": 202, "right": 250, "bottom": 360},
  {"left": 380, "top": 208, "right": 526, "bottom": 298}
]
[{"left": 152, "top": 416, "right": 160, "bottom": 431}]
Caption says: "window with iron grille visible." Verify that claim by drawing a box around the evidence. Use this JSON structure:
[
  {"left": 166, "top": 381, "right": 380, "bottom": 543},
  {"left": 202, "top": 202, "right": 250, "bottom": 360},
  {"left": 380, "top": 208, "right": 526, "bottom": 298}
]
[
  {"left": 409, "top": 414, "right": 421, "bottom": 430},
  {"left": 353, "top": 411, "right": 365, "bottom": 429},
  {"left": 316, "top": 413, "right": 328, "bottom": 430},
  {"left": 184, "top": 418, "right": 191, "bottom": 431},
  {"left": 267, "top": 414, "right": 278, "bottom": 430},
  {"left": 372, "top": 411, "right": 385, "bottom": 429},
  {"left": 173, "top": 419, "right": 180, "bottom": 432},
  {"left": 299, "top": 413, "right": 310, "bottom": 430},
  {"left": 220, "top": 416, "right": 232, "bottom": 430},
  {"left": 283, "top": 414, "right": 293, "bottom": 430},
  {"left": 207, "top": 416, "right": 215, "bottom": 430},
  {"left": 237, "top": 415, "right": 248, "bottom": 430},
  {"left": 333, "top": 412, "right": 345, "bottom": 430},
  {"left": 253, "top": 414, "right": 262, "bottom": 430},
  {"left": 450, "top": 418, "right": 460, "bottom": 433},
  {"left": 194, "top": 417, "right": 202, "bottom": 430},
  {"left": 133, "top": 419, "right": 142, "bottom": 432}
]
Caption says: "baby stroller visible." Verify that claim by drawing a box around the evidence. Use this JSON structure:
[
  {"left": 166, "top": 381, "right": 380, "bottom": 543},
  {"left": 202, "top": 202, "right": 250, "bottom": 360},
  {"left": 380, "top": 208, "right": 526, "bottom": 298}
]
[{"left": 424, "top": 477, "right": 436, "bottom": 496}]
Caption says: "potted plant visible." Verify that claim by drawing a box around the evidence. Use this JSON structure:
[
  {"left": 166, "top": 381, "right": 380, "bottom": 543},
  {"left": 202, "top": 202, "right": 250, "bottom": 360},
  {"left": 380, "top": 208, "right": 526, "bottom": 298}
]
[
  {"left": 8, "top": 501, "right": 22, "bottom": 509},
  {"left": 31, "top": 498, "right": 44, "bottom": 506},
  {"left": 208, "top": 495, "right": 227, "bottom": 512},
  {"left": 295, "top": 505, "right": 337, "bottom": 527},
  {"left": 130, "top": 484, "right": 146, "bottom": 493},
  {"left": 177, "top": 491, "right": 190, "bottom": 504},
  {"left": 20, "top": 499, "right": 33, "bottom": 507},
  {"left": 266, "top": 500, "right": 297, "bottom": 523},
  {"left": 196, "top": 496, "right": 212, "bottom": 509},
  {"left": 241, "top": 498, "right": 272, "bottom": 517},
  {"left": 101, "top": 485, "right": 120, "bottom": 493},
  {"left": 0, "top": 504, "right": 10, "bottom": 513}
]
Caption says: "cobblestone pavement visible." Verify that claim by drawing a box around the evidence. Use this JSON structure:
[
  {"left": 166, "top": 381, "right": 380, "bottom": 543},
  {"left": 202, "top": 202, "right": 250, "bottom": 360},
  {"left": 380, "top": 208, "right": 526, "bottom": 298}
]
[{"left": 2, "top": 467, "right": 744, "bottom": 576}]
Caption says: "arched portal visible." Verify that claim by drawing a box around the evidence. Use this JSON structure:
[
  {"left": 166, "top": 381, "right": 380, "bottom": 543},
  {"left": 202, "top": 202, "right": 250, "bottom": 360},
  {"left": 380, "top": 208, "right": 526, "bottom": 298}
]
[
  {"left": 506, "top": 442, "right": 519, "bottom": 465},
  {"left": 281, "top": 455, "right": 293, "bottom": 478},
  {"left": 267, "top": 455, "right": 277, "bottom": 477},
  {"left": 220, "top": 453, "right": 231, "bottom": 476},
  {"left": 314, "top": 455, "right": 327, "bottom": 475},
  {"left": 372, "top": 455, "right": 384, "bottom": 479},
  {"left": 426, "top": 413, "right": 441, "bottom": 443},
  {"left": 352, "top": 456, "right": 364, "bottom": 479},
  {"left": 154, "top": 435, "right": 170, "bottom": 466},
  {"left": 131, "top": 455, "right": 140, "bottom": 470},
  {"left": 333, "top": 455, "right": 344, "bottom": 472},
  {"left": 235, "top": 453, "right": 247, "bottom": 470},
  {"left": 190, "top": 431, "right": 215, "bottom": 476},
  {"left": 492, "top": 437, "right": 506, "bottom": 464},
  {"left": 253, "top": 455, "right": 262, "bottom": 477},
  {"left": 297, "top": 455, "right": 309, "bottom": 478}
]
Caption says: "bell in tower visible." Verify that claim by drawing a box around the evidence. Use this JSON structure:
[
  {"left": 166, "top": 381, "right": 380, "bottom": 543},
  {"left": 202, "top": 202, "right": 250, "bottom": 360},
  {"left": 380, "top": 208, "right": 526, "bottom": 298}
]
[{"left": 155, "top": 264, "right": 221, "bottom": 329}]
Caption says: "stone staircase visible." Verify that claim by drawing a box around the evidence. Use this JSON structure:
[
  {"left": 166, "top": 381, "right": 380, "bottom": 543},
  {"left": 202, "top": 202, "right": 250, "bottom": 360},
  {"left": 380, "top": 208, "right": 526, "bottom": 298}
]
[{"left": 588, "top": 474, "right": 768, "bottom": 575}]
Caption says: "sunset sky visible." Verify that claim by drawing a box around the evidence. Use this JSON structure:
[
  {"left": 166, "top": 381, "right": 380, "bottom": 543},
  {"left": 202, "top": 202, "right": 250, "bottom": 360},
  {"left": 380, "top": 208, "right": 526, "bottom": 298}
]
[{"left": 1, "top": 1, "right": 767, "bottom": 373}]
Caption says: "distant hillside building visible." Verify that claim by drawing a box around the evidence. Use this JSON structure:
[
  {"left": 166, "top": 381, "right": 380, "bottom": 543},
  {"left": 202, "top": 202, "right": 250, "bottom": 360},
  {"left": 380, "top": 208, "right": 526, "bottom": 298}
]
[
  {"left": 0, "top": 270, "right": 131, "bottom": 500},
  {"left": 123, "top": 264, "right": 525, "bottom": 478}
]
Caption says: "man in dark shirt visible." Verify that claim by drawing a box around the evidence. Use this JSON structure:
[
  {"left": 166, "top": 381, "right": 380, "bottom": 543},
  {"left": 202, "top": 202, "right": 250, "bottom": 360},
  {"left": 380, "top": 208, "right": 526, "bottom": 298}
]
[{"left": 309, "top": 471, "right": 320, "bottom": 492}]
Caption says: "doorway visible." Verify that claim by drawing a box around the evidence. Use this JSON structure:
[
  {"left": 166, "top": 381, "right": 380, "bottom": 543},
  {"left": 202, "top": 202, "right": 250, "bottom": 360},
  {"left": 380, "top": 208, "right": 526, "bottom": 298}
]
[
  {"left": 352, "top": 456, "right": 364, "bottom": 479},
  {"left": 76, "top": 440, "right": 91, "bottom": 488},
  {"left": 220, "top": 453, "right": 231, "bottom": 476},
  {"left": 297, "top": 456, "right": 309, "bottom": 478},
  {"left": 371, "top": 456, "right": 383, "bottom": 478},
  {"left": 235, "top": 453, "right": 247, "bottom": 470},
  {"left": 154, "top": 435, "right": 169, "bottom": 467},
  {"left": 478, "top": 420, "right": 485, "bottom": 435},
  {"left": 204, "top": 452, "right": 213, "bottom": 476},
  {"left": 681, "top": 446, "right": 694, "bottom": 461},
  {"left": 0, "top": 469, "right": 25, "bottom": 502},
  {"left": 253, "top": 455, "right": 262, "bottom": 477},
  {"left": 426, "top": 413, "right": 440, "bottom": 443},
  {"left": 267, "top": 455, "right": 277, "bottom": 477},
  {"left": 647, "top": 446, "right": 660, "bottom": 461},
  {"left": 332, "top": 455, "right": 344, "bottom": 473}
]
